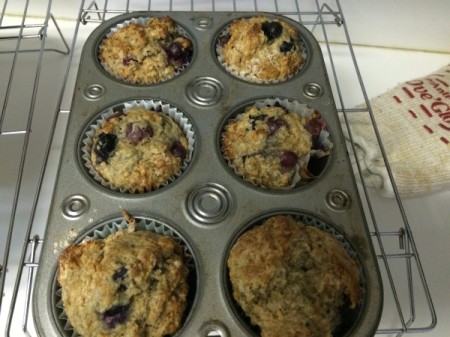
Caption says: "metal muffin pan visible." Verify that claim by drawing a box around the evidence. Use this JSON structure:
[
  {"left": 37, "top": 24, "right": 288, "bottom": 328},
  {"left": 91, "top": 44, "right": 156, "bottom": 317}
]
[{"left": 33, "top": 11, "right": 383, "bottom": 337}]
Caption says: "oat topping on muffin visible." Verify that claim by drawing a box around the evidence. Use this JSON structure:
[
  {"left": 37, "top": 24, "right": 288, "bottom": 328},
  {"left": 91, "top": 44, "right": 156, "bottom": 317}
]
[
  {"left": 57, "top": 211, "right": 190, "bottom": 337},
  {"left": 90, "top": 107, "right": 189, "bottom": 192},
  {"left": 217, "top": 16, "right": 304, "bottom": 82},
  {"left": 99, "top": 16, "right": 192, "bottom": 84},
  {"left": 227, "top": 215, "right": 361, "bottom": 337},
  {"left": 222, "top": 103, "right": 319, "bottom": 189}
]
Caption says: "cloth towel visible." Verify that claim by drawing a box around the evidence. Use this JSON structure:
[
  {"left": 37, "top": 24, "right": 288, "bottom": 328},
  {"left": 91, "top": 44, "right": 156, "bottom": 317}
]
[{"left": 340, "top": 64, "right": 450, "bottom": 198}]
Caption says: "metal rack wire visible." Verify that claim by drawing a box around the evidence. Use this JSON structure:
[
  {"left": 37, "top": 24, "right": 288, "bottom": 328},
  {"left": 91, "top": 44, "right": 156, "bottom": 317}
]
[{"left": 0, "top": 0, "right": 437, "bottom": 336}]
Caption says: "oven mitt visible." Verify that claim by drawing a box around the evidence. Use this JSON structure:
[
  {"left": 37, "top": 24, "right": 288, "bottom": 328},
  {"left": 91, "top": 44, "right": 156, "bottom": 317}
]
[{"left": 339, "top": 64, "right": 450, "bottom": 198}]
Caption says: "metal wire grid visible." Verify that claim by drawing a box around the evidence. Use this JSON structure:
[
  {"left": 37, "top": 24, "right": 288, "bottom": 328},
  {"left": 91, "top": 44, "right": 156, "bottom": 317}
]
[
  {"left": 0, "top": 0, "right": 437, "bottom": 336},
  {"left": 1, "top": 0, "right": 71, "bottom": 335}
]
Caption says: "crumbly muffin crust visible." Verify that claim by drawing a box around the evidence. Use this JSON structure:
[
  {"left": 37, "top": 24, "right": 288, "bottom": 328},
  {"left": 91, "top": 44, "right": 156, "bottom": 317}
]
[
  {"left": 90, "top": 107, "right": 188, "bottom": 192},
  {"left": 99, "top": 16, "right": 192, "bottom": 84},
  {"left": 58, "top": 225, "right": 189, "bottom": 337},
  {"left": 227, "top": 215, "right": 361, "bottom": 337},
  {"left": 218, "top": 16, "right": 304, "bottom": 82},
  {"left": 221, "top": 104, "right": 312, "bottom": 189}
]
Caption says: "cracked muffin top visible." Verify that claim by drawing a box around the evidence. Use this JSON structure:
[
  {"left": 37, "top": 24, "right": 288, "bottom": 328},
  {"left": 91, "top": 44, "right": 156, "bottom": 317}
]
[
  {"left": 99, "top": 16, "right": 192, "bottom": 84},
  {"left": 221, "top": 104, "right": 314, "bottom": 189},
  {"left": 57, "top": 215, "right": 189, "bottom": 337},
  {"left": 217, "top": 16, "right": 305, "bottom": 82},
  {"left": 90, "top": 107, "right": 189, "bottom": 193},
  {"left": 227, "top": 215, "right": 361, "bottom": 337}
]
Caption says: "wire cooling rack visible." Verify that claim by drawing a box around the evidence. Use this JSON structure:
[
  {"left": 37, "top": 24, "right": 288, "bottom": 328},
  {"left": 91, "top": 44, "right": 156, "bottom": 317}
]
[{"left": 0, "top": 0, "right": 437, "bottom": 336}]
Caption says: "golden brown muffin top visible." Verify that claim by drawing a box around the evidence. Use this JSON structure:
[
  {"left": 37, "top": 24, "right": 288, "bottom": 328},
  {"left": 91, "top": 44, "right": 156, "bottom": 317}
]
[
  {"left": 218, "top": 16, "right": 304, "bottom": 82},
  {"left": 90, "top": 107, "right": 189, "bottom": 193},
  {"left": 58, "top": 222, "right": 189, "bottom": 337},
  {"left": 99, "top": 16, "right": 192, "bottom": 84},
  {"left": 227, "top": 215, "right": 360, "bottom": 337}
]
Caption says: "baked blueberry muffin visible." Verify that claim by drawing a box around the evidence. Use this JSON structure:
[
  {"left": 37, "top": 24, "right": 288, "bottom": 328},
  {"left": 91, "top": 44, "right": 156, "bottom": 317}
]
[
  {"left": 57, "top": 212, "right": 190, "bottom": 337},
  {"left": 217, "top": 16, "right": 305, "bottom": 82},
  {"left": 99, "top": 16, "right": 192, "bottom": 84},
  {"left": 222, "top": 103, "right": 323, "bottom": 189},
  {"left": 227, "top": 215, "right": 361, "bottom": 337},
  {"left": 90, "top": 107, "right": 189, "bottom": 193}
]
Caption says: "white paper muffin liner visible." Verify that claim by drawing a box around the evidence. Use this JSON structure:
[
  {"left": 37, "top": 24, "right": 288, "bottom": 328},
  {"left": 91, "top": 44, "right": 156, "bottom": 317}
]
[
  {"left": 221, "top": 98, "right": 333, "bottom": 189},
  {"left": 80, "top": 99, "right": 195, "bottom": 194},
  {"left": 53, "top": 215, "right": 195, "bottom": 337},
  {"left": 98, "top": 16, "right": 192, "bottom": 84},
  {"left": 216, "top": 17, "right": 309, "bottom": 84}
]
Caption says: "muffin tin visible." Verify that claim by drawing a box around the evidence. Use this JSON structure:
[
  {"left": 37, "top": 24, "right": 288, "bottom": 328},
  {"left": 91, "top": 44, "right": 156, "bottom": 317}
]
[{"left": 33, "top": 11, "right": 383, "bottom": 337}]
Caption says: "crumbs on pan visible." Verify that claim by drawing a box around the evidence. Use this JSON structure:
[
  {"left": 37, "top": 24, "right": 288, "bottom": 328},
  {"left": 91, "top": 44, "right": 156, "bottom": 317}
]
[{"left": 53, "top": 228, "right": 78, "bottom": 254}]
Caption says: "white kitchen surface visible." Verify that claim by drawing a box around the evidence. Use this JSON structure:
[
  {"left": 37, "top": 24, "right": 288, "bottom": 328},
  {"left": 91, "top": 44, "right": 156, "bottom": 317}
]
[{"left": 1, "top": 1, "right": 449, "bottom": 336}]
